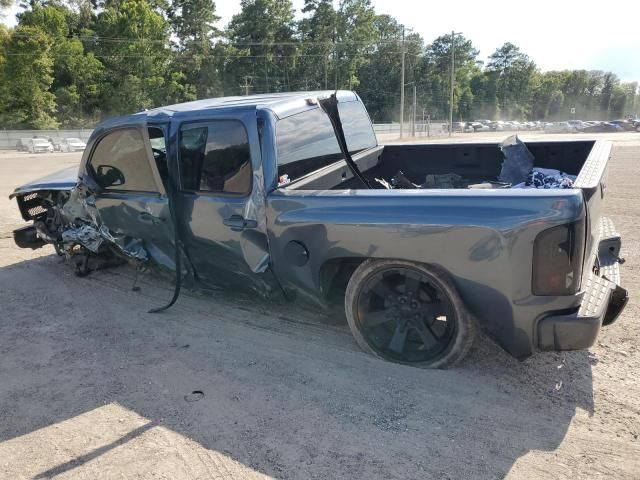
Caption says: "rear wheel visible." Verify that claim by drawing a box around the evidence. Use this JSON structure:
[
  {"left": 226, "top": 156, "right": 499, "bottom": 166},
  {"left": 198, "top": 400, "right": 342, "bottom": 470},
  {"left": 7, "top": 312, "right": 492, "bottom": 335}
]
[{"left": 345, "top": 259, "right": 475, "bottom": 368}]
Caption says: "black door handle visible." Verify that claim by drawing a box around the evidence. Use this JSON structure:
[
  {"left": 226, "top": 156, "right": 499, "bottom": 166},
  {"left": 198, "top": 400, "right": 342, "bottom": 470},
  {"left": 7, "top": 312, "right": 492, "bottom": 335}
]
[{"left": 223, "top": 215, "right": 258, "bottom": 232}]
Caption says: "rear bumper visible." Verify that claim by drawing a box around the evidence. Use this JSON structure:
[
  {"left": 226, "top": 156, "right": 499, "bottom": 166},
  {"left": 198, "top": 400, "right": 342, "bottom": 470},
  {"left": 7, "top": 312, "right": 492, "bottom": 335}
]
[{"left": 537, "top": 217, "right": 628, "bottom": 351}]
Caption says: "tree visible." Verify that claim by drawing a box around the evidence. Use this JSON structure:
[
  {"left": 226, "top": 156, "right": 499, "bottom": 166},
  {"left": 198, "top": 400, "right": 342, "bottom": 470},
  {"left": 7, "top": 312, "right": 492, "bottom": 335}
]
[
  {"left": 355, "top": 15, "right": 423, "bottom": 122},
  {"left": 294, "top": 0, "right": 337, "bottom": 90},
  {"left": 225, "top": 0, "right": 297, "bottom": 95},
  {"left": 0, "top": 25, "right": 58, "bottom": 128},
  {"left": 486, "top": 42, "right": 536, "bottom": 119},
  {"left": 19, "top": 4, "right": 103, "bottom": 126},
  {"left": 92, "top": 0, "right": 173, "bottom": 114},
  {"left": 334, "top": 0, "right": 376, "bottom": 89},
  {"left": 169, "top": 0, "right": 222, "bottom": 99},
  {"left": 422, "top": 33, "right": 480, "bottom": 120}
]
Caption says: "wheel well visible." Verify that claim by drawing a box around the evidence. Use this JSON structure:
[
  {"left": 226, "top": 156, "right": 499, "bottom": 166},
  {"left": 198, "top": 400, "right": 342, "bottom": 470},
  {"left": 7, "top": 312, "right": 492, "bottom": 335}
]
[{"left": 320, "top": 257, "right": 367, "bottom": 304}]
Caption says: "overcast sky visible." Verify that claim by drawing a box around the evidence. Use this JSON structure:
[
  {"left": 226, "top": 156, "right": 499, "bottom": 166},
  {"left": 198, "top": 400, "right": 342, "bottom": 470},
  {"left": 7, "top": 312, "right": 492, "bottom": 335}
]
[{"left": 4, "top": 0, "right": 639, "bottom": 81}]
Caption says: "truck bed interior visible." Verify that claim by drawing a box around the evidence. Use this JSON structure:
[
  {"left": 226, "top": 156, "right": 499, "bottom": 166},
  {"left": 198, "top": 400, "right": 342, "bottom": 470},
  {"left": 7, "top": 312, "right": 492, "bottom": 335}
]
[{"left": 285, "top": 140, "right": 596, "bottom": 191}]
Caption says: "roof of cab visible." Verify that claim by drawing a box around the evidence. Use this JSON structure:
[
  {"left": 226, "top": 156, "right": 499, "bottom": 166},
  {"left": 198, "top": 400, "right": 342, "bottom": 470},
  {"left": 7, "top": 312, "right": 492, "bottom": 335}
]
[
  {"left": 94, "top": 90, "right": 358, "bottom": 131},
  {"left": 151, "top": 90, "right": 356, "bottom": 114}
]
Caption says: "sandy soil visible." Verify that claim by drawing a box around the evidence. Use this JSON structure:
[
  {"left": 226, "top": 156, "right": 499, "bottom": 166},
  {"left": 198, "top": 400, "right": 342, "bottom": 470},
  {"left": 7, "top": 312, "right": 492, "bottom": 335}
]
[{"left": 0, "top": 142, "right": 638, "bottom": 479}]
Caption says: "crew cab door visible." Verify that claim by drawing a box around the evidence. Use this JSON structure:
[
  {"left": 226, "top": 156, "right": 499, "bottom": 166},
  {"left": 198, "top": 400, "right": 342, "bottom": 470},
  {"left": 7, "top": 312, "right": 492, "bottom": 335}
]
[
  {"left": 85, "top": 125, "right": 176, "bottom": 266},
  {"left": 171, "top": 111, "right": 275, "bottom": 294}
]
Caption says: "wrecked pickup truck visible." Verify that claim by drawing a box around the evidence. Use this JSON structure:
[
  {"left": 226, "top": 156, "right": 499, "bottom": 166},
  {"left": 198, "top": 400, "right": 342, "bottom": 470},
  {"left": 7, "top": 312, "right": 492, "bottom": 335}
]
[{"left": 10, "top": 91, "right": 628, "bottom": 368}]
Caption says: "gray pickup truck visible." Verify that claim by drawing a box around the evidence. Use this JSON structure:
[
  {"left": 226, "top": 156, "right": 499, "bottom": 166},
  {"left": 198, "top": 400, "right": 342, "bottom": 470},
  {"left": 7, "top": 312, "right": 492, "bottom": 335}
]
[{"left": 10, "top": 91, "right": 628, "bottom": 368}]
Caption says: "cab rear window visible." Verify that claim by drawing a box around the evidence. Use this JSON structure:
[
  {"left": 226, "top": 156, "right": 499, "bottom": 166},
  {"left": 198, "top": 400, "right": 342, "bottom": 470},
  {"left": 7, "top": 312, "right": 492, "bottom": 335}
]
[{"left": 275, "top": 100, "right": 376, "bottom": 182}]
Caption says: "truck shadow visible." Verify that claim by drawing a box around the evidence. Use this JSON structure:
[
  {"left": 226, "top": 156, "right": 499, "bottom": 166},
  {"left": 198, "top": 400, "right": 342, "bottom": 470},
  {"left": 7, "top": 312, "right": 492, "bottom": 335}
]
[{"left": 0, "top": 254, "right": 594, "bottom": 479}]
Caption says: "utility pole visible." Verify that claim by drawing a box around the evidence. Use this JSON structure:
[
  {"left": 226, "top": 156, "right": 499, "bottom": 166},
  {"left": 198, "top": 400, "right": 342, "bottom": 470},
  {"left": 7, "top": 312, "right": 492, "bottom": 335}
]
[
  {"left": 449, "top": 30, "right": 456, "bottom": 137},
  {"left": 412, "top": 84, "right": 417, "bottom": 137},
  {"left": 399, "top": 25, "right": 405, "bottom": 139}
]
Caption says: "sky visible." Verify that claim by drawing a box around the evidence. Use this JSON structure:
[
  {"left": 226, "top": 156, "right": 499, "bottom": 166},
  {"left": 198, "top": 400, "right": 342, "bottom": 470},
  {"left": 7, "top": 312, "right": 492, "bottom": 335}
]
[{"left": 3, "top": 0, "right": 639, "bottom": 81}]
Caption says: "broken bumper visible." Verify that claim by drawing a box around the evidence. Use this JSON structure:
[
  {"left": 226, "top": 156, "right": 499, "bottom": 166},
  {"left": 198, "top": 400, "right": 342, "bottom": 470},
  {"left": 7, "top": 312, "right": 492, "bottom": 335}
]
[{"left": 537, "top": 217, "right": 628, "bottom": 351}]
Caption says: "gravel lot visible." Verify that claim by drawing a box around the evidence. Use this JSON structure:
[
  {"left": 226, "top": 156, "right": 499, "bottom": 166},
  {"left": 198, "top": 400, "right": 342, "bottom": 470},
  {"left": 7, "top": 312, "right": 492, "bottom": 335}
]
[{"left": 0, "top": 138, "right": 638, "bottom": 479}]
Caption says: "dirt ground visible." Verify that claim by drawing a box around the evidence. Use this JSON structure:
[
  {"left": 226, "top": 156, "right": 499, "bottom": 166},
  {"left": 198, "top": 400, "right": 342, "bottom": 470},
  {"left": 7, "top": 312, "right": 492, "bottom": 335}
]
[{"left": 0, "top": 138, "right": 638, "bottom": 479}]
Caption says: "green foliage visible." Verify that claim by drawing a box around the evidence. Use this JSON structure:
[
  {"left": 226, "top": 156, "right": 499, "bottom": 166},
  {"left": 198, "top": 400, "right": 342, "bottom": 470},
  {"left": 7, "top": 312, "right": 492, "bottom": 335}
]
[
  {"left": 0, "top": 25, "right": 58, "bottom": 128},
  {"left": 0, "top": 0, "right": 638, "bottom": 128},
  {"left": 169, "top": 0, "right": 222, "bottom": 99},
  {"left": 225, "top": 0, "right": 297, "bottom": 94}
]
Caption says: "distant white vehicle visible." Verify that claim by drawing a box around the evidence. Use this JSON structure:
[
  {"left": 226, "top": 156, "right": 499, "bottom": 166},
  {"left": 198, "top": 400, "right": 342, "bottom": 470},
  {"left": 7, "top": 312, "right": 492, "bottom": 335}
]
[
  {"left": 543, "top": 122, "right": 576, "bottom": 133},
  {"left": 59, "top": 138, "right": 87, "bottom": 152},
  {"left": 567, "top": 120, "right": 586, "bottom": 130},
  {"left": 28, "top": 138, "right": 54, "bottom": 153}
]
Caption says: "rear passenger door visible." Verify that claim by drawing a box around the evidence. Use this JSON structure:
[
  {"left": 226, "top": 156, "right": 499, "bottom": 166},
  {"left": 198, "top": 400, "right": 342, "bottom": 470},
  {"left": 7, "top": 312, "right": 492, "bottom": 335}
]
[{"left": 175, "top": 115, "right": 273, "bottom": 293}]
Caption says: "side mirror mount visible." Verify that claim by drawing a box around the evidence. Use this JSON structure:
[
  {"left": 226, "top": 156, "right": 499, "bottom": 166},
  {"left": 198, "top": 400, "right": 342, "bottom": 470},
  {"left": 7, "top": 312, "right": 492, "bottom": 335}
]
[{"left": 95, "top": 164, "right": 125, "bottom": 188}]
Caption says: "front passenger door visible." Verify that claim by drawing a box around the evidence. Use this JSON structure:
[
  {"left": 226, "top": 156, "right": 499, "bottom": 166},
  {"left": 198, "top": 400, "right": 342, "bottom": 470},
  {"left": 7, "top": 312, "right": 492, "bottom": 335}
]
[{"left": 86, "top": 126, "right": 176, "bottom": 266}]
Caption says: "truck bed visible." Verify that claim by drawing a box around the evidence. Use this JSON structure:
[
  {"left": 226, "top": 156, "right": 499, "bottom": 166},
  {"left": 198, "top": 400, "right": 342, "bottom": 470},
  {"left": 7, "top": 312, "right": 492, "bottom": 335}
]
[{"left": 285, "top": 140, "right": 596, "bottom": 191}]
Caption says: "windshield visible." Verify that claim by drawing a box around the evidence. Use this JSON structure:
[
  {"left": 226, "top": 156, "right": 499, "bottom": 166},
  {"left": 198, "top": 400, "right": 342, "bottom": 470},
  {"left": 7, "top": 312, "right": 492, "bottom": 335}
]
[
  {"left": 33, "top": 140, "right": 49, "bottom": 145},
  {"left": 67, "top": 138, "right": 82, "bottom": 143}
]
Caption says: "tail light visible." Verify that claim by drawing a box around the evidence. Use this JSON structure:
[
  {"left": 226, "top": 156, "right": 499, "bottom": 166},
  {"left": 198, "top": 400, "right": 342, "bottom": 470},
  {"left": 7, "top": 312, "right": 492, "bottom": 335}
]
[{"left": 532, "top": 220, "right": 585, "bottom": 295}]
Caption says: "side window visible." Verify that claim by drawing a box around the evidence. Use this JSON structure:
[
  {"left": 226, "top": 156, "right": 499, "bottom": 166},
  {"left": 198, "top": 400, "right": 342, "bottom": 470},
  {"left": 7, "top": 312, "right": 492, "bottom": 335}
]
[
  {"left": 179, "top": 121, "right": 251, "bottom": 195},
  {"left": 90, "top": 128, "right": 158, "bottom": 192},
  {"left": 338, "top": 101, "right": 377, "bottom": 153},
  {"left": 275, "top": 100, "right": 377, "bottom": 183},
  {"left": 276, "top": 108, "right": 342, "bottom": 182}
]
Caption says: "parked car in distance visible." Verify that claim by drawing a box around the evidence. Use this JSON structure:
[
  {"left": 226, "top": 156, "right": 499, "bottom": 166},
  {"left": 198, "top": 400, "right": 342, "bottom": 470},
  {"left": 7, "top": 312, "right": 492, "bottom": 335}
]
[
  {"left": 544, "top": 122, "right": 576, "bottom": 133},
  {"left": 59, "top": 137, "right": 87, "bottom": 152},
  {"left": 15, "top": 138, "right": 30, "bottom": 152},
  {"left": 567, "top": 120, "right": 586, "bottom": 131},
  {"left": 582, "top": 122, "right": 622, "bottom": 133},
  {"left": 27, "top": 138, "right": 54, "bottom": 153},
  {"left": 609, "top": 119, "right": 636, "bottom": 131},
  {"left": 452, "top": 121, "right": 466, "bottom": 133},
  {"left": 469, "top": 122, "right": 491, "bottom": 132}
]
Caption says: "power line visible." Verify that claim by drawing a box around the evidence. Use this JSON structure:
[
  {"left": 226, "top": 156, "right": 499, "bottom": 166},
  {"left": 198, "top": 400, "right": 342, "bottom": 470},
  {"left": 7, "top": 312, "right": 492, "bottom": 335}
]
[{"left": 8, "top": 31, "right": 423, "bottom": 47}]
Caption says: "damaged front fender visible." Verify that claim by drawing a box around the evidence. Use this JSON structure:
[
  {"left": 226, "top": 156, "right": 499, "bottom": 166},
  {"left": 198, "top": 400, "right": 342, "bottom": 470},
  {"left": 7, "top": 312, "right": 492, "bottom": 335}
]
[{"left": 12, "top": 178, "right": 154, "bottom": 269}]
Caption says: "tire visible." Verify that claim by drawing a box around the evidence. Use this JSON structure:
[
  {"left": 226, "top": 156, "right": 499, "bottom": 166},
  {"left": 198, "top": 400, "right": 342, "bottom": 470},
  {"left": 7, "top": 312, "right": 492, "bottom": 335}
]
[{"left": 345, "top": 259, "right": 475, "bottom": 368}]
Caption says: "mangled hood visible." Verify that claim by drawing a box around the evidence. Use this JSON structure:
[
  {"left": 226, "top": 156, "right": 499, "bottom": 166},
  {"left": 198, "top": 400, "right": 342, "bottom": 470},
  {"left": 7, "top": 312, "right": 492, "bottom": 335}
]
[{"left": 9, "top": 166, "right": 79, "bottom": 199}]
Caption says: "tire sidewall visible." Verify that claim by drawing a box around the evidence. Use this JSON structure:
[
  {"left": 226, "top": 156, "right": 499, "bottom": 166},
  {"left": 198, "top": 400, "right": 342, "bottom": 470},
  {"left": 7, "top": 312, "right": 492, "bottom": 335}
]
[{"left": 345, "top": 259, "right": 474, "bottom": 369}]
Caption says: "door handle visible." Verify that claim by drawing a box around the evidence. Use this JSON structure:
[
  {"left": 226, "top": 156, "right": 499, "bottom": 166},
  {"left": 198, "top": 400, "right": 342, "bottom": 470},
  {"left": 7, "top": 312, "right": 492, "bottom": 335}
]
[
  {"left": 223, "top": 215, "right": 258, "bottom": 232},
  {"left": 138, "top": 211, "right": 162, "bottom": 224}
]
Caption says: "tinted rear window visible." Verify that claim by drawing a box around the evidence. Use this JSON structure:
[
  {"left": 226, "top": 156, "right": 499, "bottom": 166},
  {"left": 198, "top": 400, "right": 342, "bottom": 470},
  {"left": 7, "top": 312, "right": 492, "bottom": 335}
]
[
  {"left": 179, "top": 121, "right": 252, "bottom": 195},
  {"left": 276, "top": 100, "right": 376, "bottom": 182}
]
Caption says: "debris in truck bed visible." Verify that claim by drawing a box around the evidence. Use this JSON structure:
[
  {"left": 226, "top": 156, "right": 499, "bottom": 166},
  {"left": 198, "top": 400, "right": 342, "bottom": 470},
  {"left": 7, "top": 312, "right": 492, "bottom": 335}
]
[
  {"left": 512, "top": 167, "right": 576, "bottom": 189},
  {"left": 498, "top": 135, "right": 535, "bottom": 185},
  {"left": 375, "top": 170, "right": 468, "bottom": 189},
  {"left": 391, "top": 170, "right": 419, "bottom": 188},
  {"left": 422, "top": 173, "right": 466, "bottom": 189}
]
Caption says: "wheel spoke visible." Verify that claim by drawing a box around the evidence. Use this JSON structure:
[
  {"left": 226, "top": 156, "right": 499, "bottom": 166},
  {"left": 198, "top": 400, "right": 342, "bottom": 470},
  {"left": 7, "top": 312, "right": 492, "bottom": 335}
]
[
  {"left": 412, "top": 319, "right": 439, "bottom": 348},
  {"left": 369, "top": 275, "right": 394, "bottom": 299},
  {"left": 363, "top": 310, "right": 394, "bottom": 328},
  {"left": 388, "top": 324, "right": 408, "bottom": 354},
  {"left": 404, "top": 273, "right": 421, "bottom": 296}
]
